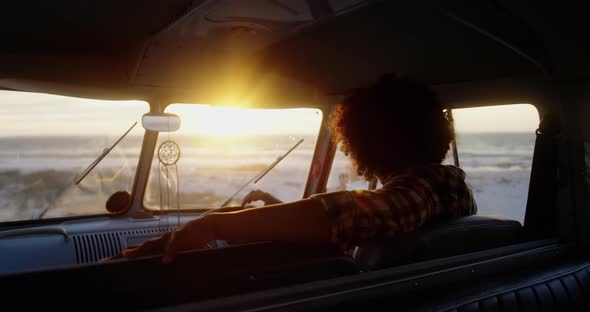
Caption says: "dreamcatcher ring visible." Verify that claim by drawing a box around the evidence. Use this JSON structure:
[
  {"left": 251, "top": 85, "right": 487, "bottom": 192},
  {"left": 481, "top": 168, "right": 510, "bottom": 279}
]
[{"left": 158, "top": 141, "right": 181, "bottom": 166}]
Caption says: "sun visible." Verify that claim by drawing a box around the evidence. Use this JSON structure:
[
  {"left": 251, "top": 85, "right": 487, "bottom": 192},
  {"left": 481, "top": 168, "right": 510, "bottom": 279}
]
[
  {"left": 165, "top": 104, "right": 322, "bottom": 137},
  {"left": 167, "top": 105, "right": 270, "bottom": 137}
]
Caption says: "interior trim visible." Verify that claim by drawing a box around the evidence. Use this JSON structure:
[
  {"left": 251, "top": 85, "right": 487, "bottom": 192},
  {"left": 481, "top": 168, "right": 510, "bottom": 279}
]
[
  {"left": 438, "top": 261, "right": 590, "bottom": 311},
  {"left": 156, "top": 240, "right": 566, "bottom": 311}
]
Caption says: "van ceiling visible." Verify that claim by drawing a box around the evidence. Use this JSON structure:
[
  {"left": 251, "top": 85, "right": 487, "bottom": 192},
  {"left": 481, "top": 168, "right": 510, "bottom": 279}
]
[{"left": 0, "top": 0, "right": 588, "bottom": 106}]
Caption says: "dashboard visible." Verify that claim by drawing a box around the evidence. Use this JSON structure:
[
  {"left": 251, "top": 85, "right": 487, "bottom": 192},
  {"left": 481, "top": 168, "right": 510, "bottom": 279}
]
[
  {"left": 0, "top": 213, "right": 359, "bottom": 309},
  {"left": 0, "top": 213, "right": 198, "bottom": 275}
]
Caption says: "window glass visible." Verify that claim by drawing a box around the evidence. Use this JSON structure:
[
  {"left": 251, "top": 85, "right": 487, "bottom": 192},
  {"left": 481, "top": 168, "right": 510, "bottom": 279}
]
[
  {"left": 0, "top": 91, "right": 148, "bottom": 222},
  {"left": 451, "top": 104, "right": 539, "bottom": 223},
  {"left": 326, "top": 143, "right": 371, "bottom": 192},
  {"left": 144, "top": 105, "right": 322, "bottom": 210}
]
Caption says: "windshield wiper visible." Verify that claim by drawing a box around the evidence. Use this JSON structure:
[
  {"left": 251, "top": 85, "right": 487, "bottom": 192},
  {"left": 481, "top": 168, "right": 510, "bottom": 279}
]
[
  {"left": 75, "top": 122, "right": 137, "bottom": 185},
  {"left": 34, "top": 122, "right": 137, "bottom": 220},
  {"left": 216, "top": 138, "right": 304, "bottom": 209}
]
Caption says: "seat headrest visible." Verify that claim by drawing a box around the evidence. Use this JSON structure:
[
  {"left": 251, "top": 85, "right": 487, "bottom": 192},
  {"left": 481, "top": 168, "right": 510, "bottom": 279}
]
[{"left": 353, "top": 215, "right": 523, "bottom": 269}]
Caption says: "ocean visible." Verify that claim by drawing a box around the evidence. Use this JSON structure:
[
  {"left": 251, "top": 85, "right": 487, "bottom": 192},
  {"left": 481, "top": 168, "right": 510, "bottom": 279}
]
[{"left": 0, "top": 132, "right": 535, "bottom": 223}]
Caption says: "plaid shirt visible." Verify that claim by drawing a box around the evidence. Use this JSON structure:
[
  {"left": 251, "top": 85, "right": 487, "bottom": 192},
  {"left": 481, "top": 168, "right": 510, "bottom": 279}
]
[{"left": 310, "top": 164, "right": 477, "bottom": 250}]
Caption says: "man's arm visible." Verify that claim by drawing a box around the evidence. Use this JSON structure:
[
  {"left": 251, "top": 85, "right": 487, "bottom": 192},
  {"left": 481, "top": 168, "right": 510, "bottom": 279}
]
[
  {"left": 213, "top": 198, "right": 330, "bottom": 243},
  {"left": 120, "top": 198, "right": 331, "bottom": 263}
]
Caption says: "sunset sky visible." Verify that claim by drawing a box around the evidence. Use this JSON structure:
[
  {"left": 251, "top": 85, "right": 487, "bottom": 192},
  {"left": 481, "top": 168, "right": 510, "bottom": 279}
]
[{"left": 0, "top": 91, "right": 539, "bottom": 136}]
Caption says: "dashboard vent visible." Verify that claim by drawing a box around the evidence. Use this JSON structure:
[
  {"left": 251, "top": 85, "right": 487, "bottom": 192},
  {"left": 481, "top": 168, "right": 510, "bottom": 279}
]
[{"left": 73, "top": 227, "right": 174, "bottom": 264}]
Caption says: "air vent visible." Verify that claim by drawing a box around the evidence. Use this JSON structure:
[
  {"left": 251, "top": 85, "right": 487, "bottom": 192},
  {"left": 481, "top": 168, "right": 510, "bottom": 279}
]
[{"left": 73, "top": 227, "right": 174, "bottom": 264}]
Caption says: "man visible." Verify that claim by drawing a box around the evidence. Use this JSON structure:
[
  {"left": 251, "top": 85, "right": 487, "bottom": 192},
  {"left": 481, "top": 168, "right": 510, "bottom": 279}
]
[{"left": 118, "top": 74, "right": 477, "bottom": 263}]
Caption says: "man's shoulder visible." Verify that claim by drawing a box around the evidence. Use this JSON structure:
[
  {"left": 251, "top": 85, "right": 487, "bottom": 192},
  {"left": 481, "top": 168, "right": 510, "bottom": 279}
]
[{"left": 383, "top": 165, "right": 466, "bottom": 190}]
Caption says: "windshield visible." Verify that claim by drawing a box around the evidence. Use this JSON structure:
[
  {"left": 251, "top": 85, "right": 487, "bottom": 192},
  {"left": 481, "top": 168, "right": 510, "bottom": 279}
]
[
  {"left": 0, "top": 91, "right": 148, "bottom": 222},
  {"left": 144, "top": 105, "right": 322, "bottom": 210}
]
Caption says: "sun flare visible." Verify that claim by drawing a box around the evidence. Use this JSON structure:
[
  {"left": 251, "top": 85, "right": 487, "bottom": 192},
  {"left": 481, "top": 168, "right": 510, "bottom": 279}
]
[{"left": 166, "top": 104, "right": 322, "bottom": 137}]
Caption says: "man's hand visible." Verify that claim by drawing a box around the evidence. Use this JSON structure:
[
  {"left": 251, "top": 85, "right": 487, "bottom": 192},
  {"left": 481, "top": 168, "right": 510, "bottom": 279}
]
[
  {"left": 241, "top": 190, "right": 282, "bottom": 207},
  {"left": 107, "top": 216, "right": 216, "bottom": 264}
]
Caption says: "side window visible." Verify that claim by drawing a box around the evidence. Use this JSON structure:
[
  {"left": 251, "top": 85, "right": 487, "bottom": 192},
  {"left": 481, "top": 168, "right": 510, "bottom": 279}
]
[
  {"left": 450, "top": 104, "right": 540, "bottom": 223},
  {"left": 326, "top": 144, "right": 371, "bottom": 192}
]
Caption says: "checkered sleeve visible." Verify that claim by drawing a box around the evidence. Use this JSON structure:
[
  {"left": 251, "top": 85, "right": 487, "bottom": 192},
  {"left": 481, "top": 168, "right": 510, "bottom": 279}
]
[{"left": 310, "top": 181, "right": 432, "bottom": 250}]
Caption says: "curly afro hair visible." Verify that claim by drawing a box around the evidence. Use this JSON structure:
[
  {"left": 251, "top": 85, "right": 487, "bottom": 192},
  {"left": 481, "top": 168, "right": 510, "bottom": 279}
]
[{"left": 330, "top": 74, "right": 454, "bottom": 180}]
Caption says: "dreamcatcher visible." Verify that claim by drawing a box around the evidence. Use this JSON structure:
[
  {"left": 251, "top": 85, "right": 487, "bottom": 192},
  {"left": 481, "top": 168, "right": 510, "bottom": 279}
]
[{"left": 157, "top": 140, "right": 181, "bottom": 228}]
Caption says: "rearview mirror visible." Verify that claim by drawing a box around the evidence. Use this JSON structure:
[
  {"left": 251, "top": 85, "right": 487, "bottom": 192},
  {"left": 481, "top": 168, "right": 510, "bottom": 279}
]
[{"left": 142, "top": 113, "right": 181, "bottom": 132}]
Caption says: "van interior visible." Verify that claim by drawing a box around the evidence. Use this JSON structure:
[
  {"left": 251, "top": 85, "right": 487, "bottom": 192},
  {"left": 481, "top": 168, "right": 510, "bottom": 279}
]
[{"left": 0, "top": 1, "right": 589, "bottom": 310}]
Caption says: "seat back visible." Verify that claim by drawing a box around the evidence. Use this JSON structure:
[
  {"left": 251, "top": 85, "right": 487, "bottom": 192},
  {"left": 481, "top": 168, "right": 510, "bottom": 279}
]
[
  {"left": 353, "top": 215, "right": 524, "bottom": 269},
  {"left": 429, "top": 261, "right": 590, "bottom": 311}
]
